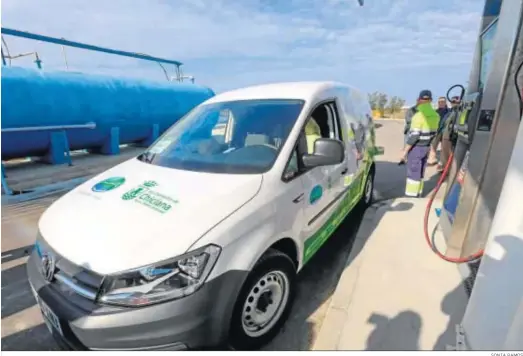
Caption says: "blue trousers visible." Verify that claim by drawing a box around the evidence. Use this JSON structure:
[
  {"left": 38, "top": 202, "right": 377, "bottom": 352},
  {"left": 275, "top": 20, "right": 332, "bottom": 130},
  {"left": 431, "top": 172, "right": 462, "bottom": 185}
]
[{"left": 405, "top": 145, "right": 430, "bottom": 197}]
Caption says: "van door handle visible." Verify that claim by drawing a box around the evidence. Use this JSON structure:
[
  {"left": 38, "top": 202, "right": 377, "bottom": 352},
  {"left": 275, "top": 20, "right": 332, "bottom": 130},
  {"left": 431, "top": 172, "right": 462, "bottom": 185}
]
[
  {"left": 293, "top": 193, "right": 304, "bottom": 203},
  {"left": 341, "top": 168, "right": 348, "bottom": 175}
]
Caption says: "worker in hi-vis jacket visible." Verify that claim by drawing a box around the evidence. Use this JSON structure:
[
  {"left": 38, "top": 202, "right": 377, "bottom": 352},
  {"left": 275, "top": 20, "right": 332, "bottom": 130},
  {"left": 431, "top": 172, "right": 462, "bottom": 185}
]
[{"left": 400, "top": 90, "right": 440, "bottom": 197}]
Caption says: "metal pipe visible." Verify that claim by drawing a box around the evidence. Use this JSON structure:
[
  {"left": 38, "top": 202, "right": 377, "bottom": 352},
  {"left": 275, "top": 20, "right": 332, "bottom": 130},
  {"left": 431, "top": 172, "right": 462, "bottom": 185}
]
[
  {"left": 1, "top": 35, "right": 12, "bottom": 65},
  {"left": 1, "top": 27, "right": 183, "bottom": 67},
  {"left": 34, "top": 52, "right": 42, "bottom": 69},
  {"left": 2, "top": 122, "right": 96, "bottom": 133},
  {"left": 61, "top": 42, "right": 69, "bottom": 70}
]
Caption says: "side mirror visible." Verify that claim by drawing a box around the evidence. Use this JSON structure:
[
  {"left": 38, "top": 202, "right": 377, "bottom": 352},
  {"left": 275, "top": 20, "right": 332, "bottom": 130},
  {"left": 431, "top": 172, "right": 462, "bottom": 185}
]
[{"left": 302, "top": 138, "right": 345, "bottom": 168}]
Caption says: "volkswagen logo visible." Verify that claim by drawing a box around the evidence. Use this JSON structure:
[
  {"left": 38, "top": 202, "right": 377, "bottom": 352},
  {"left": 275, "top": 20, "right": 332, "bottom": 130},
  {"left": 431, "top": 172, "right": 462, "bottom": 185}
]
[{"left": 41, "top": 253, "right": 56, "bottom": 282}]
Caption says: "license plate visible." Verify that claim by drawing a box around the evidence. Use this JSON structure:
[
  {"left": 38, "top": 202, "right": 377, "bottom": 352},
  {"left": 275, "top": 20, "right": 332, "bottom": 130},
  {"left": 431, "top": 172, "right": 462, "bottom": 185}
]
[{"left": 38, "top": 298, "right": 63, "bottom": 337}]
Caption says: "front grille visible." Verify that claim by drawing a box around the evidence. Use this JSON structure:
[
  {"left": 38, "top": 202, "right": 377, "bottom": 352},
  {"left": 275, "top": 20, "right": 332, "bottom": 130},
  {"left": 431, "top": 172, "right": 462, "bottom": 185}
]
[
  {"left": 55, "top": 257, "right": 104, "bottom": 299},
  {"left": 37, "top": 236, "right": 104, "bottom": 301}
]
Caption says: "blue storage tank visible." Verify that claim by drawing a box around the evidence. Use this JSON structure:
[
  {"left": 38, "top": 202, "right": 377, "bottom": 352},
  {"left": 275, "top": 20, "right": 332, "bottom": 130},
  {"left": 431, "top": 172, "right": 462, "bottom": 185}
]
[{"left": 1, "top": 66, "right": 215, "bottom": 161}]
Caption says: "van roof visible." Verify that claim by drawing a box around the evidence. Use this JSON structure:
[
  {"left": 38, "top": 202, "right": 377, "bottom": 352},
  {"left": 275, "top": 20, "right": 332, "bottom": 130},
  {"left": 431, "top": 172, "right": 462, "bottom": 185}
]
[{"left": 206, "top": 81, "right": 359, "bottom": 104}]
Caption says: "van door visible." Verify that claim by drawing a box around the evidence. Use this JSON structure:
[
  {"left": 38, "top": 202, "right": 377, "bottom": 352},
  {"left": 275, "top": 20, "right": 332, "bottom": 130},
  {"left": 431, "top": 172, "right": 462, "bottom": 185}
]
[
  {"left": 299, "top": 101, "right": 347, "bottom": 263},
  {"left": 339, "top": 91, "right": 369, "bottom": 208}
]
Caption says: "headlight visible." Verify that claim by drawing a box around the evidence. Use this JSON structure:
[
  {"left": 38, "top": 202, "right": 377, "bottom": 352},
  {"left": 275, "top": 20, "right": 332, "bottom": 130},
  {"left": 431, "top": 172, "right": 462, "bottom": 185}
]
[{"left": 99, "top": 244, "right": 221, "bottom": 307}]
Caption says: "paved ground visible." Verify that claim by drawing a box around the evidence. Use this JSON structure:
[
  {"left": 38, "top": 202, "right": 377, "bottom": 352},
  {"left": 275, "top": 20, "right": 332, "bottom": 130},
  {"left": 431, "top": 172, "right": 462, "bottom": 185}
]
[
  {"left": 313, "top": 197, "right": 469, "bottom": 351},
  {"left": 1, "top": 120, "right": 441, "bottom": 350},
  {"left": 3, "top": 146, "right": 144, "bottom": 194}
]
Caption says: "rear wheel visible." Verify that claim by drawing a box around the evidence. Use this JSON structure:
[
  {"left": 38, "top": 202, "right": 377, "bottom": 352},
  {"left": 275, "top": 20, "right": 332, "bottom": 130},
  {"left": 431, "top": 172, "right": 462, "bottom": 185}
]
[
  {"left": 359, "top": 167, "right": 375, "bottom": 209},
  {"left": 228, "top": 249, "right": 296, "bottom": 350}
]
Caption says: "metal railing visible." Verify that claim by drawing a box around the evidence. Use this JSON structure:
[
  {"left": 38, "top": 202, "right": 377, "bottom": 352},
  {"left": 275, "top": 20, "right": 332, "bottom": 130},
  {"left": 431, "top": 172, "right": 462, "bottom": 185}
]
[{"left": 1, "top": 122, "right": 96, "bottom": 133}]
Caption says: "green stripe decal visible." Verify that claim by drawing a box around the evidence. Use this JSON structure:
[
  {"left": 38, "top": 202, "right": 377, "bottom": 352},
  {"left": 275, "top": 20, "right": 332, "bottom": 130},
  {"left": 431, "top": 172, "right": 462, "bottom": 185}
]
[{"left": 303, "top": 173, "right": 364, "bottom": 264}]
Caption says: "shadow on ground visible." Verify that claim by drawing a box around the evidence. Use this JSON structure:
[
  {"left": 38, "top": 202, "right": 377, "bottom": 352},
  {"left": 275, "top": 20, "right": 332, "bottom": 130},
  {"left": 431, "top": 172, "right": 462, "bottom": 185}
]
[
  {"left": 374, "top": 161, "right": 441, "bottom": 202},
  {"left": 360, "top": 215, "right": 523, "bottom": 351},
  {"left": 363, "top": 234, "right": 523, "bottom": 350},
  {"left": 364, "top": 279, "right": 469, "bottom": 351}
]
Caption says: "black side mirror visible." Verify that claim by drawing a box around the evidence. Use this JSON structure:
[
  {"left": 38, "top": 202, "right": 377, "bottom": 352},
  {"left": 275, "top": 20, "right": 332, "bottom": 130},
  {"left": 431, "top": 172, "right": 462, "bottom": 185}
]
[{"left": 302, "top": 138, "right": 345, "bottom": 168}]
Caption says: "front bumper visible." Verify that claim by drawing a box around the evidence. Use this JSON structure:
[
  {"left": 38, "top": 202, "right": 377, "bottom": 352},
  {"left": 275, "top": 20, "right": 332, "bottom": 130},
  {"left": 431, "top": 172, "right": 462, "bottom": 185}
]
[{"left": 27, "top": 251, "right": 246, "bottom": 350}]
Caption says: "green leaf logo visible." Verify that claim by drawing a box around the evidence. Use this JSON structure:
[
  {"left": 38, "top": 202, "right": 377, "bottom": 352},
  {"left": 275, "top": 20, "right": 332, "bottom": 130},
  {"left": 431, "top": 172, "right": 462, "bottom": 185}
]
[{"left": 143, "top": 180, "right": 158, "bottom": 188}]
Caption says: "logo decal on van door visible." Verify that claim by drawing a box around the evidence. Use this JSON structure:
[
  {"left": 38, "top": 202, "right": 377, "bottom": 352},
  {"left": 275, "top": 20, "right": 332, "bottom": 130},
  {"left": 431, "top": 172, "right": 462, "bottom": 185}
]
[{"left": 309, "top": 185, "right": 323, "bottom": 205}]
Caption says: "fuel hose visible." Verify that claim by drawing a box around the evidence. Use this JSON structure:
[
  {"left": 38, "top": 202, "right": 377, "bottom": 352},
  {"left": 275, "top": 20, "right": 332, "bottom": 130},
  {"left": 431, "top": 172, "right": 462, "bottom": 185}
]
[{"left": 423, "top": 151, "right": 484, "bottom": 263}]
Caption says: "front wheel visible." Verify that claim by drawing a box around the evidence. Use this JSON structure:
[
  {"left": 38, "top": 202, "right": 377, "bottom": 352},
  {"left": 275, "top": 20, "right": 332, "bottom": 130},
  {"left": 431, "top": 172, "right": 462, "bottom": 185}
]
[{"left": 228, "top": 249, "right": 296, "bottom": 350}]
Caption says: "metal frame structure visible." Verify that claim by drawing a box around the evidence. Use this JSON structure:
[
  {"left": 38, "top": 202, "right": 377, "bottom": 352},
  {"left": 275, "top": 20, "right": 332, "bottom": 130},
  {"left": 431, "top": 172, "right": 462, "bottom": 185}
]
[
  {"left": 1, "top": 28, "right": 188, "bottom": 82},
  {"left": 440, "top": 0, "right": 523, "bottom": 261}
]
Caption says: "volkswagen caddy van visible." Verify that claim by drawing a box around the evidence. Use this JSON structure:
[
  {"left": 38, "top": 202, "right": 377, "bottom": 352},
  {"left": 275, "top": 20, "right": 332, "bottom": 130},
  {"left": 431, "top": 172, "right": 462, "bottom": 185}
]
[{"left": 28, "top": 81, "right": 378, "bottom": 351}]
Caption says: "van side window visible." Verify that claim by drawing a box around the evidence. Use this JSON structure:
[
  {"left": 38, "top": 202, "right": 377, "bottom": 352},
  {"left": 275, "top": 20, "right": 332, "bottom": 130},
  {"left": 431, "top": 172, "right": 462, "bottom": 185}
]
[
  {"left": 305, "top": 101, "right": 342, "bottom": 154},
  {"left": 283, "top": 101, "right": 343, "bottom": 181}
]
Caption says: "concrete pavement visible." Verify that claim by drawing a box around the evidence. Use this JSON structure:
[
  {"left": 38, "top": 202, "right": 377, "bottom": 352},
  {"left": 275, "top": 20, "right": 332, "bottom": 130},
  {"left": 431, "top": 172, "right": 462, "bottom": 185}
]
[{"left": 313, "top": 197, "right": 469, "bottom": 351}]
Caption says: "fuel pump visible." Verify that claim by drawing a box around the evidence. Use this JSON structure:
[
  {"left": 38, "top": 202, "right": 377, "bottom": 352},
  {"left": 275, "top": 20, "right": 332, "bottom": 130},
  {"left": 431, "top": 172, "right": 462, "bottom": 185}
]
[
  {"left": 425, "top": 0, "right": 523, "bottom": 266},
  {"left": 424, "top": 84, "right": 486, "bottom": 263}
]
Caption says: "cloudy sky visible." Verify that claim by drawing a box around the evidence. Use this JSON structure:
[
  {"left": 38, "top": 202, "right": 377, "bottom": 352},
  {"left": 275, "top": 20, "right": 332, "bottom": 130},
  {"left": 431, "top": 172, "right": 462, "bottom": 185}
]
[{"left": 3, "top": 0, "right": 483, "bottom": 103}]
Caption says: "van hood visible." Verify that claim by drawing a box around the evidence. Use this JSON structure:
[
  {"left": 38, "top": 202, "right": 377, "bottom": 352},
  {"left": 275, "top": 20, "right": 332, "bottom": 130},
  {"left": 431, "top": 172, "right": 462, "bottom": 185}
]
[{"left": 39, "top": 158, "right": 262, "bottom": 275}]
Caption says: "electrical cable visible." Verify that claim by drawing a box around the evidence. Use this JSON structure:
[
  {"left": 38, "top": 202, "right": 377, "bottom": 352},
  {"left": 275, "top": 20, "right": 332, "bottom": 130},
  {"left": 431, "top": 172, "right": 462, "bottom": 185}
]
[{"left": 423, "top": 151, "right": 485, "bottom": 263}]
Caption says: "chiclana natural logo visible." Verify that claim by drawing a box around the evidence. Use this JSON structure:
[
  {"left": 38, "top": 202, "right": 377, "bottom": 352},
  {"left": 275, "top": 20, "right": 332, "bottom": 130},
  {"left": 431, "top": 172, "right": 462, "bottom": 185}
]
[{"left": 121, "top": 180, "right": 178, "bottom": 213}]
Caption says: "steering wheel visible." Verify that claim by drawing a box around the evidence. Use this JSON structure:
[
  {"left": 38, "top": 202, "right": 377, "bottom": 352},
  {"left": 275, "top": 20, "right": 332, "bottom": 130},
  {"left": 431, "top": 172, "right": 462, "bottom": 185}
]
[
  {"left": 259, "top": 143, "right": 278, "bottom": 150},
  {"left": 224, "top": 144, "right": 277, "bottom": 161}
]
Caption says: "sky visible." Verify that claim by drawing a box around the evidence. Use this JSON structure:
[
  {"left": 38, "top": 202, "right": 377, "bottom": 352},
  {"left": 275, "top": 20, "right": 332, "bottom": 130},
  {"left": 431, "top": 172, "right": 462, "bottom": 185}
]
[{"left": 2, "top": 0, "right": 484, "bottom": 104}]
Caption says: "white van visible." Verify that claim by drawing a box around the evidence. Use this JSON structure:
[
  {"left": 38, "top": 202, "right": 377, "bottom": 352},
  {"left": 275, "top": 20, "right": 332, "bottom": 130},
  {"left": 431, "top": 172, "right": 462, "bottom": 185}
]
[{"left": 28, "top": 81, "right": 378, "bottom": 351}]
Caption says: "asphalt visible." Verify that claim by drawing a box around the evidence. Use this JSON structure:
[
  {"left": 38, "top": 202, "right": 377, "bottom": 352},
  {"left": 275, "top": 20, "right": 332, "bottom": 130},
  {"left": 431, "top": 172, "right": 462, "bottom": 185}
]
[{"left": 1, "top": 119, "right": 441, "bottom": 350}]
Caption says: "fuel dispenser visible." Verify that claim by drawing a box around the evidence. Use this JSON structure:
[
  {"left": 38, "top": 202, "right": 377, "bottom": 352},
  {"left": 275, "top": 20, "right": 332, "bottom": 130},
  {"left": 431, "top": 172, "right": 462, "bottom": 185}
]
[
  {"left": 439, "top": 89, "right": 482, "bottom": 241},
  {"left": 428, "top": 0, "right": 523, "bottom": 267},
  {"left": 424, "top": 0, "right": 523, "bottom": 349}
]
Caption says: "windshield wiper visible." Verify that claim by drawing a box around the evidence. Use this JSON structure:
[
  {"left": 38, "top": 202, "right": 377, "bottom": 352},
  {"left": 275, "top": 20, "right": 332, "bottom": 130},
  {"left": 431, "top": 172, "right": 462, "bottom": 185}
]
[{"left": 138, "top": 151, "right": 156, "bottom": 164}]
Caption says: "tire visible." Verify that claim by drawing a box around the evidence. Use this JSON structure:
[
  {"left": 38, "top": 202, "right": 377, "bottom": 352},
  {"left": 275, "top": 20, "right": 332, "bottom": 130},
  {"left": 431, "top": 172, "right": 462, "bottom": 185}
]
[
  {"left": 359, "top": 167, "right": 375, "bottom": 209},
  {"left": 228, "top": 249, "right": 297, "bottom": 350}
]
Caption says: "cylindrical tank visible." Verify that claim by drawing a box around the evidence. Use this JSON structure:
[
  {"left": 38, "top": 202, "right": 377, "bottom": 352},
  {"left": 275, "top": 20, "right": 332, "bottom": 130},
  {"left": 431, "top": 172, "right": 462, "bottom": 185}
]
[{"left": 1, "top": 66, "right": 215, "bottom": 160}]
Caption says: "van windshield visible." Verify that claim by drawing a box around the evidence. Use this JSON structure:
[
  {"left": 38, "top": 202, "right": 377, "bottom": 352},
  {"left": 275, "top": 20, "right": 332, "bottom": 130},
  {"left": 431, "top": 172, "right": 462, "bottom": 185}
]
[{"left": 137, "top": 99, "right": 305, "bottom": 174}]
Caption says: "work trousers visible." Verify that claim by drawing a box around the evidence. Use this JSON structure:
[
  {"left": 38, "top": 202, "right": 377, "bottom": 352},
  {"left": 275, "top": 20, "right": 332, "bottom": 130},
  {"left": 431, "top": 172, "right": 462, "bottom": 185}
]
[{"left": 406, "top": 145, "right": 430, "bottom": 197}]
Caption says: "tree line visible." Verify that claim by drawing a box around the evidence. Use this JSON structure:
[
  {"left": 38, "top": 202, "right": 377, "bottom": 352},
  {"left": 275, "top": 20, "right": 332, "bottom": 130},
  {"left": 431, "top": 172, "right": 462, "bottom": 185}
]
[{"left": 368, "top": 91, "right": 407, "bottom": 118}]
